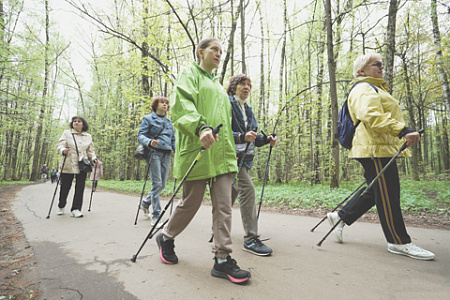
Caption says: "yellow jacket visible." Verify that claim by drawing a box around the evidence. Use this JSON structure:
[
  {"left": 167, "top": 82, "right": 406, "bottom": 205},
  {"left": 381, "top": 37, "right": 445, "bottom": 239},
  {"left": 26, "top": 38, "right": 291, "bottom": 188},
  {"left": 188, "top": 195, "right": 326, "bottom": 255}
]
[{"left": 348, "top": 77, "right": 410, "bottom": 158}]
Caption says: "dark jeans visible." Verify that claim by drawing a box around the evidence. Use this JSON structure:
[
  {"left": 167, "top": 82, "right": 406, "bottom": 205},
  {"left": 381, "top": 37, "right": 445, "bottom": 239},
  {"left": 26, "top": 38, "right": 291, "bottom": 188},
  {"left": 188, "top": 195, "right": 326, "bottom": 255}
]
[
  {"left": 58, "top": 172, "right": 87, "bottom": 211},
  {"left": 338, "top": 158, "right": 411, "bottom": 245}
]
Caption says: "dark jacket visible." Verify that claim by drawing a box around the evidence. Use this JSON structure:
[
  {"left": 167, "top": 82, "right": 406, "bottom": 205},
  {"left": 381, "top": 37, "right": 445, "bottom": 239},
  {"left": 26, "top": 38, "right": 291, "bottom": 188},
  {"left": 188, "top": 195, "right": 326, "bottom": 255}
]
[{"left": 229, "top": 95, "right": 269, "bottom": 170}]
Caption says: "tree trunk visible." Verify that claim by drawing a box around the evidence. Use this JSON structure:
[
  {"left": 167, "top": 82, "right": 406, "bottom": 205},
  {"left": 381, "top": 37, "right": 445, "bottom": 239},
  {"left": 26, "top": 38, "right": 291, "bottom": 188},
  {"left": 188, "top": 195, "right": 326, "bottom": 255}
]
[
  {"left": 31, "top": 0, "right": 50, "bottom": 181},
  {"left": 141, "top": 0, "right": 151, "bottom": 98},
  {"left": 384, "top": 0, "right": 398, "bottom": 92},
  {"left": 275, "top": 0, "right": 287, "bottom": 183},
  {"left": 325, "top": 0, "right": 339, "bottom": 188},
  {"left": 314, "top": 22, "right": 326, "bottom": 184},
  {"left": 431, "top": 0, "right": 450, "bottom": 111},
  {"left": 220, "top": 0, "right": 242, "bottom": 85},
  {"left": 240, "top": 0, "right": 246, "bottom": 74},
  {"left": 401, "top": 56, "right": 419, "bottom": 180}
]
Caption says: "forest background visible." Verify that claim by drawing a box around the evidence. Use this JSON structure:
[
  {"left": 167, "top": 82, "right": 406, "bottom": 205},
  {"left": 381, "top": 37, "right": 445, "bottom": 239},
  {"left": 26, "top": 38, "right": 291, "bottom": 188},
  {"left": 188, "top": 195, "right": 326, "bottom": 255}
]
[{"left": 1, "top": 0, "right": 449, "bottom": 192}]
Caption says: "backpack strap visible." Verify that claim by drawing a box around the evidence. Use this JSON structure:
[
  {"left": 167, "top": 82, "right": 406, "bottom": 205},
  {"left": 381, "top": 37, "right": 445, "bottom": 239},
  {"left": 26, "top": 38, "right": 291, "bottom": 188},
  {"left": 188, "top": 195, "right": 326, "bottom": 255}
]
[{"left": 347, "top": 82, "right": 379, "bottom": 126}]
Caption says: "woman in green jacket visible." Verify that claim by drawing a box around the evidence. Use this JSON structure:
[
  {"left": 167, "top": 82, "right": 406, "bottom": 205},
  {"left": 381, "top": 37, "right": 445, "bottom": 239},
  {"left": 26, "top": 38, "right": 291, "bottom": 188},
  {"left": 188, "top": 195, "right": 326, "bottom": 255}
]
[
  {"left": 327, "top": 53, "right": 435, "bottom": 260},
  {"left": 156, "top": 38, "right": 251, "bottom": 284}
]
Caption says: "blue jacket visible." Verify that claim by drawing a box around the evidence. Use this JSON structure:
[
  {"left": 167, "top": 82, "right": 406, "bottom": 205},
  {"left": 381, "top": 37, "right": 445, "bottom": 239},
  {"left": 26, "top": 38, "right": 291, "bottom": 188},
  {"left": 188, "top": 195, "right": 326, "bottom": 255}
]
[
  {"left": 229, "top": 95, "right": 269, "bottom": 170},
  {"left": 137, "top": 112, "right": 175, "bottom": 152}
]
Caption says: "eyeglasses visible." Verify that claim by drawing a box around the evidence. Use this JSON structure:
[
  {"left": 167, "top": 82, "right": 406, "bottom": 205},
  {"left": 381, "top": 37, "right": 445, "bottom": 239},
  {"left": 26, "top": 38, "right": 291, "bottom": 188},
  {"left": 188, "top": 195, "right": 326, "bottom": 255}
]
[{"left": 371, "top": 61, "right": 384, "bottom": 68}]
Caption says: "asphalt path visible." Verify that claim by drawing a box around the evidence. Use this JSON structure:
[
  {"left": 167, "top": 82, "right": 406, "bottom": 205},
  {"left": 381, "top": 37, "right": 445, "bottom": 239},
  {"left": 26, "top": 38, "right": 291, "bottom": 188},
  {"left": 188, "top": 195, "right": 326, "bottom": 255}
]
[{"left": 12, "top": 182, "right": 450, "bottom": 300}]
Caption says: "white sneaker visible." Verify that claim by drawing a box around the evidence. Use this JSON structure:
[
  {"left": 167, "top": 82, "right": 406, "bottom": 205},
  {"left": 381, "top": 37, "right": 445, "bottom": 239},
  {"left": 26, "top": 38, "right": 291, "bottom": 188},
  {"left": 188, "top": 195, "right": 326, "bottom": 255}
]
[
  {"left": 140, "top": 204, "right": 151, "bottom": 219},
  {"left": 71, "top": 209, "right": 84, "bottom": 218},
  {"left": 57, "top": 207, "right": 64, "bottom": 215},
  {"left": 151, "top": 220, "right": 163, "bottom": 228},
  {"left": 327, "top": 212, "right": 344, "bottom": 243},
  {"left": 387, "top": 243, "right": 435, "bottom": 260}
]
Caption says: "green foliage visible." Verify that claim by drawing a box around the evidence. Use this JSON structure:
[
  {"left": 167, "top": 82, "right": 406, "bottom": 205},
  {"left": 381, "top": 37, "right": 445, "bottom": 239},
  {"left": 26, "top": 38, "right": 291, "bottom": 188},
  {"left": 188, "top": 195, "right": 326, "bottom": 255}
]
[{"left": 95, "top": 179, "right": 450, "bottom": 214}]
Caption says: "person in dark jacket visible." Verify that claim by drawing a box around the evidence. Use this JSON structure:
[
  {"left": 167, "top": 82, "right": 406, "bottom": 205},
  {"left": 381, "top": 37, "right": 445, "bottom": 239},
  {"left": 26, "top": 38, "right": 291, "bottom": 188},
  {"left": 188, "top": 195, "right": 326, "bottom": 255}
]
[
  {"left": 228, "top": 74, "right": 276, "bottom": 256},
  {"left": 137, "top": 96, "right": 175, "bottom": 227}
]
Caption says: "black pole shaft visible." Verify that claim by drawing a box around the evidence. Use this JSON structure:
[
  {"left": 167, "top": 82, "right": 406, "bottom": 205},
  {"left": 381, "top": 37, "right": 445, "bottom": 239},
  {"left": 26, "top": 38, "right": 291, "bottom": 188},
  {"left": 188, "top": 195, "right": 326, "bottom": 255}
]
[
  {"left": 46, "top": 155, "right": 67, "bottom": 219},
  {"left": 134, "top": 149, "right": 155, "bottom": 225},
  {"left": 257, "top": 145, "right": 273, "bottom": 220},
  {"left": 131, "top": 124, "right": 223, "bottom": 262},
  {"left": 310, "top": 181, "right": 366, "bottom": 232},
  {"left": 317, "top": 141, "right": 410, "bottom": 247},
  {"left": 88, "top": 164, "right": 97, "bottom": 212}
]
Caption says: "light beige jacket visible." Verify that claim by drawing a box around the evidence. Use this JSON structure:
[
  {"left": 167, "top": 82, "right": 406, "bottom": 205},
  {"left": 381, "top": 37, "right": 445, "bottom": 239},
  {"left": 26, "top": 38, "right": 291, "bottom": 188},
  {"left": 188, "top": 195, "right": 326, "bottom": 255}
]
[
  {"left": 57, "top": 129, "right": 97, "bottom": 174},
  {"left": 348, "top": 76, "right": 411, "bottom": 158}
]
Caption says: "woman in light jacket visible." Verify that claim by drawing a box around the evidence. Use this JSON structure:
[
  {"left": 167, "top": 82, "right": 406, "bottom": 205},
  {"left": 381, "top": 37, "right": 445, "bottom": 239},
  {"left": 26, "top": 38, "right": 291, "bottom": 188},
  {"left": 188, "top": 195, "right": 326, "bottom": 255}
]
[
  {"left": 327, "top": 53, "right": 435, "bottom": 260},
  {"left": 56, "top": 116, "right": 99, "bottom": 218},
  {"left": 137, "top": 96, "right": 175, "bottom": 226}
]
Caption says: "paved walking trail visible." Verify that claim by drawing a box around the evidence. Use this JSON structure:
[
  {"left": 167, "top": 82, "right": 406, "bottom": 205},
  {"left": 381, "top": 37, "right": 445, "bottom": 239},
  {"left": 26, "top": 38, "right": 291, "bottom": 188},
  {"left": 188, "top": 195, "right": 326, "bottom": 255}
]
[{"left": 12, "top": 182, "right": 450, "bottom": 299}]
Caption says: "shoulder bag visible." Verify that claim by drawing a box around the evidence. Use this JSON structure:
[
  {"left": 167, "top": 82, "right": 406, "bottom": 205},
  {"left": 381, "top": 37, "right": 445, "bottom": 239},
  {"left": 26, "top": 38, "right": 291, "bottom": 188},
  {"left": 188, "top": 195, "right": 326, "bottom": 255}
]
[{"left": 72, "top": 133, "right": 93, "bottom": 173}]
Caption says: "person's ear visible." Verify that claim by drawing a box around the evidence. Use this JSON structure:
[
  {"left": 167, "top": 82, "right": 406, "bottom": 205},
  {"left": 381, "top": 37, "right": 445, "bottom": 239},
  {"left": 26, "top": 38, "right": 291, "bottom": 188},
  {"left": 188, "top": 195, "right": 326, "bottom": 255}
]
[{"left": 358, "top": 69, "right": 365, "bottom": 76}]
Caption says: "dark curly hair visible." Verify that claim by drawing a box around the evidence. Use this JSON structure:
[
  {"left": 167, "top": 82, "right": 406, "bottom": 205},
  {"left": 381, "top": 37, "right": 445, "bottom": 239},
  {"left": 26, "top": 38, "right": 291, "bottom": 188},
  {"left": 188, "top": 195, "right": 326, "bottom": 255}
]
[
  {"left": 151, "top": 96, "right": 170, "bottom": 113},
  {"left": 226, "top": 74, "right": 252, "bottom": 96},
  {"left": 70, "top": 116, "right": 89, "bottom": 132}
]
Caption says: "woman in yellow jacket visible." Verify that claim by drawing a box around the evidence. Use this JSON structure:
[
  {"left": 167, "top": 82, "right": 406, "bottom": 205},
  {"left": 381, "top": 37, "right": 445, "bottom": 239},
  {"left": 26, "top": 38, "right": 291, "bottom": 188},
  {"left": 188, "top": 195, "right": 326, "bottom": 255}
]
[{"left": 327, "top": 53, "right": 435, "bottom": 260}]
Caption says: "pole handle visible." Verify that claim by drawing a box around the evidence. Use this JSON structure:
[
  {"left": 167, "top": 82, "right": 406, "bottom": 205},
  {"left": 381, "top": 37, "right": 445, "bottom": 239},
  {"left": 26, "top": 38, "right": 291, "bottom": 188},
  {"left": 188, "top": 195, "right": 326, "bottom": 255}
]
[{"left": 212, "top": 124, "right": 223, "bottom": 134}]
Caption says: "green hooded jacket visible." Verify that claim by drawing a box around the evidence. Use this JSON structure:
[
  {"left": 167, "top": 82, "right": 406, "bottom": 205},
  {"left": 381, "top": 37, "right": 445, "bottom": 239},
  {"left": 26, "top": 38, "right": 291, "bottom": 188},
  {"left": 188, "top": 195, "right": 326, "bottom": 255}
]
[{"left": 170, "top": 62, "right": 238, "bottom": 180}]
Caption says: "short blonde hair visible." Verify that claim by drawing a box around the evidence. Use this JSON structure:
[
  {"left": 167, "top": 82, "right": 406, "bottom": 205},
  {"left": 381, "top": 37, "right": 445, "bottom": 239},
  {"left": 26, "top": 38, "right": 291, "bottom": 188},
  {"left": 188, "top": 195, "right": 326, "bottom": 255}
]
[{"left": 353, "top": 53, "right": 382, "bottom": 78}]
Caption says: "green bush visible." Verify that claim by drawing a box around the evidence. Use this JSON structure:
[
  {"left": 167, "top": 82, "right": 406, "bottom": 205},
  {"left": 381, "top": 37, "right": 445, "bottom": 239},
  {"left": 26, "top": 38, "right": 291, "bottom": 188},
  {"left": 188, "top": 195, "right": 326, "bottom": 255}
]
[{"left": 95, "top": 179, "right": 450, "bottom": 214}]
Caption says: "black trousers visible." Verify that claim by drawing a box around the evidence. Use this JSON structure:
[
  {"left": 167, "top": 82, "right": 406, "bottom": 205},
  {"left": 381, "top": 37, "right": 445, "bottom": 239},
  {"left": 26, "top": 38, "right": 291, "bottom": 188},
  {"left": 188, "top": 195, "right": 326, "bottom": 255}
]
[
  {"left": 58, "top": 172, "right": 87, "bottom": 211},
  {"left": 338, "top": 158, "right": 411, "bottom": 245}
]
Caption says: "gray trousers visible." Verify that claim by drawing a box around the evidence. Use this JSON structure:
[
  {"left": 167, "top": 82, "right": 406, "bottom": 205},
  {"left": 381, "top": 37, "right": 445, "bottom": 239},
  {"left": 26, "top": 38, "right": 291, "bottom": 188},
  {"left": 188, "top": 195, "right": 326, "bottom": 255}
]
[
  {"left": 162, "top": 173, "right": 234, "bottom": 259},
  {"left": 232, "top": 167, "right": 258, "bottom": 242}
]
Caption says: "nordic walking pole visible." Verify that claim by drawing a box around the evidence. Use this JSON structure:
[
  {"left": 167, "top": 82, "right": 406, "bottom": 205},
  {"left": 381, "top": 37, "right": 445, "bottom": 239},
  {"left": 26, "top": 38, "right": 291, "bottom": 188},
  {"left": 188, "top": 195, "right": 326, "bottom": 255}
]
[
  {"left": 134, "top": 148, "right": 155, "bottom": 225},
  {"left": 88, "top": 163, "right": 97, "bottom": 212},
  {"left": 316, "top": 129, "right": 424, "bottom": 247},
  {"left": 170, "top": 178, "right": 176, "bottom": 215},
  {"left": 310, "top": 181, "right": 366, "bottom": 232},
  {"left": 46, "top": 151, "right": 68, "bottom": 219},
  {"left": 131, "top": 124, "right": 223, "bottom": 263},
  {"left": 257, "top": 132, "right": 276, "bottom": 220}
]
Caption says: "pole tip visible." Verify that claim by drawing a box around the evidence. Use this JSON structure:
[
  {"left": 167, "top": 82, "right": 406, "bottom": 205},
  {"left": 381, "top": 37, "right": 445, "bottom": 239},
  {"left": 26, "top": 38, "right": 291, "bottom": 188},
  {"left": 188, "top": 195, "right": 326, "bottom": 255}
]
[
  {"left": 46, "top": 216, "right": 50, "bottom": 219},
  {"left": 131, "top": 255, "right": 137, "bottom": 262},
  {"left": 316, "top": 242, "right": 322, "bottom": 247}
]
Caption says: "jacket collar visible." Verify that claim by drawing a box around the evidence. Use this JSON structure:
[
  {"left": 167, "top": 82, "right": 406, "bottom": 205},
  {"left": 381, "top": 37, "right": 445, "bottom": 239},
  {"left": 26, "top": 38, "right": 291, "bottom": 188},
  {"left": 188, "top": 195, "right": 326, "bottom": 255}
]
[
  {"left": 192, "top": 61, "right": 215, "bottom": 80},
  {"left": 70, "top": 129, "right": 87, "bottom": 135},
  {"left": 351, "top": 76, "right": 390, "bottom": 92},
  {"left": 151, "top": 111, "right": 166, "bottom": 119}
]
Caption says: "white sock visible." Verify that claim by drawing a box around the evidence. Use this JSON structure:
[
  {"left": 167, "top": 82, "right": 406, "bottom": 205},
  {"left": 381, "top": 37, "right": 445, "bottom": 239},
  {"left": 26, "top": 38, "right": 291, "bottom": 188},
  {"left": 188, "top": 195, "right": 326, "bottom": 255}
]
[{"left": 217, "top": 258, "right": 227, "bottom": 264}]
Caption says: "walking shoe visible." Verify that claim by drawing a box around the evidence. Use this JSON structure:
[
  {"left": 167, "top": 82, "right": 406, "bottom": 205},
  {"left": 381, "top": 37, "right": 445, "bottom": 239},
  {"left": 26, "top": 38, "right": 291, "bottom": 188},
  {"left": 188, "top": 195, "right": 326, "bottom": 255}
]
[
  {"left": 243, "top": 238, "right": 273, "bottom": 256},
  {"left": 71, "top": 209, "right": 83, "bottom": 218},
  {"left": 57, "top": 207, "right": 64, "bottom": 215},
  {"left": 139, "top": 203, "right": 150, "bottom": 219},
  {"left": 327, "top": 212, "right": 344, "bottom": 243},
  {"left": 387, "top": 243, "right": 435, "bottom": 260},
  {"left": 156, "top": 233, "right": 178, "bottom": 264},
  {"left": 151, "top": 219, "right": 163, "bottom": 229},
  {"left": 211, "top": 256, "right": 251, "bottom": 284}
]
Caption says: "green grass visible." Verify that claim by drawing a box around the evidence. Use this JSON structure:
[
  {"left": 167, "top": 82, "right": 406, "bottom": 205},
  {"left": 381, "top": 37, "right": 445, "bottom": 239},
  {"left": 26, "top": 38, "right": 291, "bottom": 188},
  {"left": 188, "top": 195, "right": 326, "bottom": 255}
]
[
  {"left": 0, "top": 179, "right": 31, "bottom": 187},
  {"left": 94, "top": 179, "right": 450, "bottom": 214}
]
